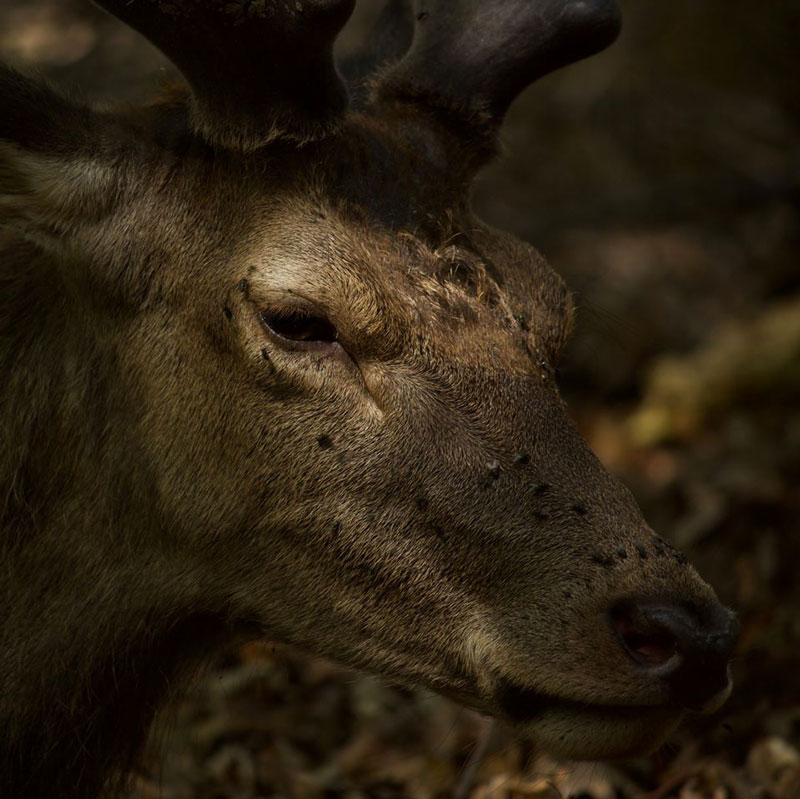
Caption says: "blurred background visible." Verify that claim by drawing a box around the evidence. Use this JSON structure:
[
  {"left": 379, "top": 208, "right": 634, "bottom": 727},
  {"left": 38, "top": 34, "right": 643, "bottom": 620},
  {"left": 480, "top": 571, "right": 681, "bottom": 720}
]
[{"left": 2, "top": 1, "right": 798, "bottom": 796}]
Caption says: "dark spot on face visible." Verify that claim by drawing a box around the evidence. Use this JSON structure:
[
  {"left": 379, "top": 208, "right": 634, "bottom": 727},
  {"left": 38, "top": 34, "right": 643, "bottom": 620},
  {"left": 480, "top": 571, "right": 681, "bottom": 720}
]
[
  {"left": 223, "top": 306, "right": 232, "bottom": 320},
  {"left": 590, "top": 551, "right": 614, "bottom": 567},
  {"left": 416, "top": 11, "right": 428, "bottom": 20},
  {"left": 330, "top": 521, "right": 341, "bottom": 535},
  {"left": 316, "top": 434, "right": 334, "bottom": 450},
  {"left": 486, "top": 461, "right": 500, "bottom": 480},
  {"left": 616, "top": 547, "right": 628, "bottom": 559},
  {"left": 513, "top": 451, "right": 530, "bottom": 466},
  {"left": 415, "top": 494, "right": 429, "bottom": 512},
  {"left": 515, "top": 313, "right": 529, "bottom": 332},
  {"left": 533, "top": 510, "right": 549, "bottom": 521},
  {"left": 261, "top": 348, "right": 270, "bottom": 361},
  {"left": 431, "top": 523, "right": 447, "bottom": 542},
  {"left": 563, "top": 590, "right": 572, "bottom": 600},
  {"left": 571, "top": 503, "right": 587, "bottom": 516},
  {"left": 636, "top": 544, "right": 648, "bottom": 559},
  {"left": 237, "top": 278, "right": 249, "bottom": 296},
  {"left": 533, "top": 483, "right": 549, "bottom": 495}
]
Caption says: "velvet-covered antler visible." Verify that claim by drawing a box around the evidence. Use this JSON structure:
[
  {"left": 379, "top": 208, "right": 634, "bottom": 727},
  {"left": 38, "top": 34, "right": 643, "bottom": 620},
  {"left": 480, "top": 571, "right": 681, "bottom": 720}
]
[
  {"left": 375, "top": 0, "right": 621, "bottom": 159},
  {"left": 94, "top": 0, "right": 355, "bottom": 150}
]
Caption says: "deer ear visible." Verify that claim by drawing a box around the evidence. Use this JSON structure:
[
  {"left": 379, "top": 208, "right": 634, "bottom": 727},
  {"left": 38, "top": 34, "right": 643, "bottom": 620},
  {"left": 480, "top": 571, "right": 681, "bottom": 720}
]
[{"left": 1, "top": 67, "right": 125, "bottom": 245}]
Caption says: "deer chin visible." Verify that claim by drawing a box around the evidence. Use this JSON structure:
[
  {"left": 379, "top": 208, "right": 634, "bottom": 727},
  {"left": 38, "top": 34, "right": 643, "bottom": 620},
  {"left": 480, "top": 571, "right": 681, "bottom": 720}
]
[
  {"left": 514, "top": 699, "right": 684, "bottom": 760},
  {"left": 487, "top": 681, "right": 684, "bottom": 759},
  {"left": 430, "top": 677, "right": 681, "bottom": 760}
]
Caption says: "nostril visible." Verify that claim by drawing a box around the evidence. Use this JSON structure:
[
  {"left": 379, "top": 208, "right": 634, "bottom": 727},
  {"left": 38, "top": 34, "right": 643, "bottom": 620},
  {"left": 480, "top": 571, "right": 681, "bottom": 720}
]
[
  {"left": 612, "top": 605, "right": 682, "bottom": 669},
  {"left": 615, "top": 616, "right": 679, "bottom": 667}
]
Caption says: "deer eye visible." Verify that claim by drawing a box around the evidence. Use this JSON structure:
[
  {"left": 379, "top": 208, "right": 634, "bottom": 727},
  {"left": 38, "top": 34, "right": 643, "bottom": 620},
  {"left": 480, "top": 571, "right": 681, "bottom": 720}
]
[{"left": 259, "top": 306, "right": 338, "bottom": 346}]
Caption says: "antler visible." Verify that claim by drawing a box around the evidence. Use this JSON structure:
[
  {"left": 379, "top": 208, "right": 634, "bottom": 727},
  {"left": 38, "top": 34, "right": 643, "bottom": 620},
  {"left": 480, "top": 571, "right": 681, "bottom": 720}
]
[
  {"left": 94, "top": 0, "right": 355, "bottom": 150},
  {"left": 375, "top": 0, "right": 621, "bottom": 160}
]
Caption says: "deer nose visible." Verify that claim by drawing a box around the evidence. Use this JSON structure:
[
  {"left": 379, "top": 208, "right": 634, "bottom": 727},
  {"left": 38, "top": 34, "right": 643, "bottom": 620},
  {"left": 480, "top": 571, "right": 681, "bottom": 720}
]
[{"left": 611, "top": 598, "right": 738, "bottom": 712}]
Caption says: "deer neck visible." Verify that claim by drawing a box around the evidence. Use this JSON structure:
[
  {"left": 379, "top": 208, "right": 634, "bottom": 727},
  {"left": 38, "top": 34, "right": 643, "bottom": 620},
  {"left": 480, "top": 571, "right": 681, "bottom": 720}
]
[
  {"left": 1, "top": 539, "right": 230, "bottom": 799},
  {"left": 0, "top": 467, "right": 232, "bottom": 799}
]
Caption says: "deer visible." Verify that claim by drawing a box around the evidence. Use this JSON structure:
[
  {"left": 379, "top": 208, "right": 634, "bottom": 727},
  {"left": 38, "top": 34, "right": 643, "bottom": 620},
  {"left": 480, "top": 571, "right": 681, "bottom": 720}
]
[{"left": 0, "top": 1, "right": 739, "bottom": 797}]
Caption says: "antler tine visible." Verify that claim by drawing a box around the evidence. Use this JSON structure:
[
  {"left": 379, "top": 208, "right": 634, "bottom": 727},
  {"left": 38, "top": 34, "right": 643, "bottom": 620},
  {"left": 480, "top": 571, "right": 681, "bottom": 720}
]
[
  {"left": 375, "top": 0, "right": 621, "bottom": 156},
  {"left": 94, "top": 0, "right": 355, "bottom": 151}
]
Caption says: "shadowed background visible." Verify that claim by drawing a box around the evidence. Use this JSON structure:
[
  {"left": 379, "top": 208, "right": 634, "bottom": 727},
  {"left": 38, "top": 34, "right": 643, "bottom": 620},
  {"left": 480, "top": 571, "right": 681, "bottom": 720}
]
[{"left": 1, "top": 1, "right": 798, "bottom": 796}]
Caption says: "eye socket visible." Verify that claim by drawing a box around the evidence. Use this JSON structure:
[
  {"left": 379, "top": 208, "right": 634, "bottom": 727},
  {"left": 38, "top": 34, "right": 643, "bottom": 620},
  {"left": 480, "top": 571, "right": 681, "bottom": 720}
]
[{"left": 259, "top": 305, "right": 338, "bottom": 345}]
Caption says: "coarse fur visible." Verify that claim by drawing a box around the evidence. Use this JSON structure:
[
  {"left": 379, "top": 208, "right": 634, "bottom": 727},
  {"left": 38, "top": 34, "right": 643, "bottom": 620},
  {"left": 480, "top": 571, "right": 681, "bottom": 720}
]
[{"left": 1, "top": 2, "right": 734, "bottom": 797}]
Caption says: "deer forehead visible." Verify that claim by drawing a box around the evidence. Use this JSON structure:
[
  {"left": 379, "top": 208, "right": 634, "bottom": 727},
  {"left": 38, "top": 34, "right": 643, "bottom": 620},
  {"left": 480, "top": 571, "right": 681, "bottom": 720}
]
[
  {"left": 122, "top": 113, "right": 573, "bottom": 362},
  {"left": 235, "top": 198, "right": 573, "bottom": 364}
]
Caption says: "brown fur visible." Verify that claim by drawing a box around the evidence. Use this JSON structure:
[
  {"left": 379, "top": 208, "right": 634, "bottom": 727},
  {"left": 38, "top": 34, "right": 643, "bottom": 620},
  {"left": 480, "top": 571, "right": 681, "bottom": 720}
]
[{"left": 1, "top": 6, "right": 728, "bottom": 797}]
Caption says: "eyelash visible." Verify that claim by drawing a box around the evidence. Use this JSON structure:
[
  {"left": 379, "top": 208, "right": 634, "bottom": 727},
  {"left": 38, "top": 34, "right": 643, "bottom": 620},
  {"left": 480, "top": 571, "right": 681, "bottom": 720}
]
[{"left": 258, "top": 306, "right": 338, "bottom": 345}]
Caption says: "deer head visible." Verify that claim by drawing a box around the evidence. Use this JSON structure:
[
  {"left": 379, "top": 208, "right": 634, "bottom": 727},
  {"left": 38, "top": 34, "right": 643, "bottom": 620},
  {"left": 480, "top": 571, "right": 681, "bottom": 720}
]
[{"left": 0, "top": 1, "right": 737, "bottom": 796}]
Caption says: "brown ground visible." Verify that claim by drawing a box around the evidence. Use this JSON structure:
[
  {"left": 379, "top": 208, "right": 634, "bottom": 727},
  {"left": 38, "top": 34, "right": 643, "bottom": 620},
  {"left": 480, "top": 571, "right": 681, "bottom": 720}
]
[{"left": 2, "top": 1, "right": 798, "bottom": 797}]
